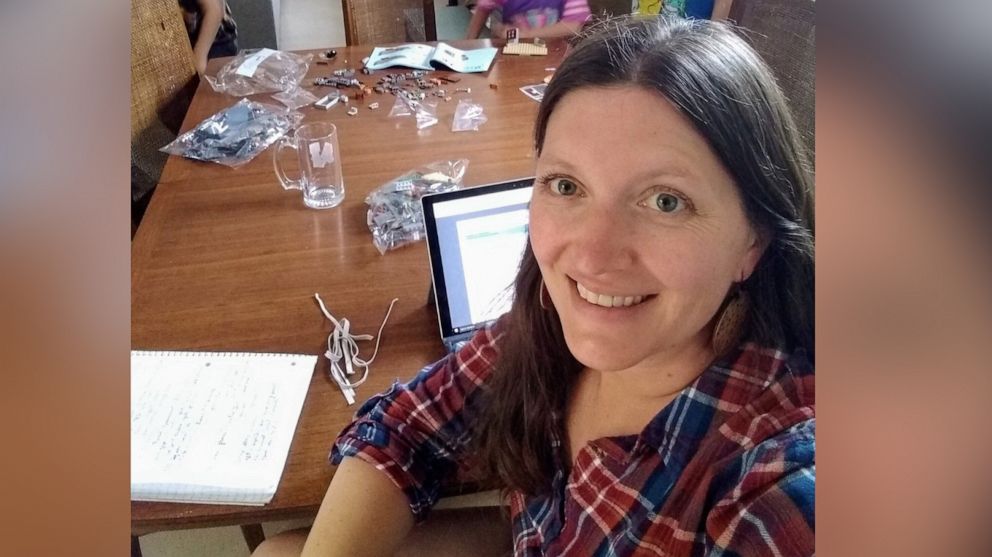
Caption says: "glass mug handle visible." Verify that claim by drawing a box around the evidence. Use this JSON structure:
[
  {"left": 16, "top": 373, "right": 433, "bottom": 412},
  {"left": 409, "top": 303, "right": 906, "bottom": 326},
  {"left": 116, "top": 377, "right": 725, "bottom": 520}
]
[{"left": 272, "top": 135, "right": 302, "bottom": 190}]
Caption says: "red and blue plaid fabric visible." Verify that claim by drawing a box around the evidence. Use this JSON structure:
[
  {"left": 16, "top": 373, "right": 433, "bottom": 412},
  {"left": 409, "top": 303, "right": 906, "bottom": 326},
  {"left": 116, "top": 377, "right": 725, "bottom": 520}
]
[{"left": 332, "top": 320, "right": 814, "bottom": 556}]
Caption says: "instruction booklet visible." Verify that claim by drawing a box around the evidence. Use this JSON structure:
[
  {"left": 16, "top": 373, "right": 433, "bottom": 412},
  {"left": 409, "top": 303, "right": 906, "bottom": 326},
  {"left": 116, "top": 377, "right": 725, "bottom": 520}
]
[{"left": 364, "top": 42, "right": 498, "bottom": 73}]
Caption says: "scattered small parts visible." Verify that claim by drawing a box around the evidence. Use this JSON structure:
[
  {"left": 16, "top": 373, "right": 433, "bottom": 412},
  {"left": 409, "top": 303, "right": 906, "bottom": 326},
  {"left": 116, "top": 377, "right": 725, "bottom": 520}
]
[
  {"left": 347, "top": 106, "right": 359, "bottom": 116},
  {"left": 314, "top": 92, "right": 343, "bottom": 110},
  {"left": 309, "top": 67, "right": 480, "bottom": 108}
]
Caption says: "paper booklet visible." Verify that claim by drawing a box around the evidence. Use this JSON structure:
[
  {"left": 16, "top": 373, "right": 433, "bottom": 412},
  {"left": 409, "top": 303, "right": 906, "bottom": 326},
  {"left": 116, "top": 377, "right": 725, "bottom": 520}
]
[
  {"left": 130, "top": 350, "right": 316, "bottom": 506},
  {"left": 364, "top": 42, "right": 498, "bottom": 73}
]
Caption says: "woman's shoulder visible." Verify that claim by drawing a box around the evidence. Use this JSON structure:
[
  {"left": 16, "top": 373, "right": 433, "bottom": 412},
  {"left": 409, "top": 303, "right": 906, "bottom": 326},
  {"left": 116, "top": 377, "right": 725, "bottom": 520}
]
[
  {"left": 709, "top": 343, "right": 815, "bottom": 452},
  {"left": 701, "top": 347, "right": 815, "bottom": 551},
  {"left": 704, "top": 416, "right": 815, "bottom": 554},
  {"left": 728, "top": 342, "right": 814, "bottom": 408}
]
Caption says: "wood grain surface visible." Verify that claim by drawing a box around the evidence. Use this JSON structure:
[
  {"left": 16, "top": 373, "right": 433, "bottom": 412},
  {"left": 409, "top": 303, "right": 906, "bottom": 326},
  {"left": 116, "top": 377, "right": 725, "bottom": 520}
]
[{"left": 132, "top": 40, "right": 565, "bottom": 532}]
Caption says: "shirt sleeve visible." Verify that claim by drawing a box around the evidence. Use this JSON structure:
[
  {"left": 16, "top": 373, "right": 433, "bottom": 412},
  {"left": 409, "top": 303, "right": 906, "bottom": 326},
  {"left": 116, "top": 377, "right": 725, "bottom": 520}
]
[
  {"left": 330, "top": 322, "right": 503, "bottom": 522},
  {"left": 560, "top": 0, "right": 592, "bottom": 23},
  {"left": 705, "top": 419, "right": 815, "bottom": 556}
]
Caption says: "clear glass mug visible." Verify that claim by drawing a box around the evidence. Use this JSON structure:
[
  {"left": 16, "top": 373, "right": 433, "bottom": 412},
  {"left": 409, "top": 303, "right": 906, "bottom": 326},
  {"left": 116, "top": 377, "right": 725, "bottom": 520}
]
[{"left": 273, "top": 121, "right": 345, "bottom": 209}]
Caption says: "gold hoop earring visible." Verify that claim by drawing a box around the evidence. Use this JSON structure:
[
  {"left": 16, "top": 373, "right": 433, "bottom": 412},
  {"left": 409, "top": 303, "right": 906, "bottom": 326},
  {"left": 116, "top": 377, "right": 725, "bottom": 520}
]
[
  {"left": 712, "top": 284, "right": 750, "bottom": 356},
  {"left": 539, "top": 279, "right": 550, "bottom": 310}
]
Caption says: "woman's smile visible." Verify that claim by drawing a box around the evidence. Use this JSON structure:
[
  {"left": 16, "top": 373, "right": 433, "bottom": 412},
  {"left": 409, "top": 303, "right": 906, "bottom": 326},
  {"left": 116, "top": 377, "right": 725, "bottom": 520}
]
[{"left": 575, "top": 280, "right": 650, "bottom": 308}]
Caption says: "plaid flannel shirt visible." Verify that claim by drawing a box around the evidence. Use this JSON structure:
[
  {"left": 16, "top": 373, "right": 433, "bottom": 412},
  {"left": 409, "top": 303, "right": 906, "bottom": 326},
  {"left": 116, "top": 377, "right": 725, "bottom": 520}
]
[{"left": 331, "top": 320, "right": 815, "bottom": 556}]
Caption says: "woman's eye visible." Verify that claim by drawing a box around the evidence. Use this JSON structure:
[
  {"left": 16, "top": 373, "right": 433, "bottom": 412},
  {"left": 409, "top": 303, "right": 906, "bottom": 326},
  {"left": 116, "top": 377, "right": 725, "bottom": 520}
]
[
  {"left": 550, "top": 178, "right": 579, "bottom": 196},
  {"left": 652, "top": 192, "right": 687, "bottom": 213}
]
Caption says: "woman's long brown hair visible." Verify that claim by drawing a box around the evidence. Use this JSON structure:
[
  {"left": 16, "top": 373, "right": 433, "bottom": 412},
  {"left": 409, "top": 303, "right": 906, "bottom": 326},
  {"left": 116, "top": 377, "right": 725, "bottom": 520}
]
[{"left": 472, "top": 16, "right": 815, "bottom": 496}]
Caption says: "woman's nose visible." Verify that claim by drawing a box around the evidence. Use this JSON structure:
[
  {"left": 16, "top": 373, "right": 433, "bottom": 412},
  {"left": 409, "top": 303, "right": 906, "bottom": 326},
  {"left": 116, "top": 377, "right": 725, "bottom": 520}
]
[{"left": 569, "top": 205, "right": 636, "bottom": 276}]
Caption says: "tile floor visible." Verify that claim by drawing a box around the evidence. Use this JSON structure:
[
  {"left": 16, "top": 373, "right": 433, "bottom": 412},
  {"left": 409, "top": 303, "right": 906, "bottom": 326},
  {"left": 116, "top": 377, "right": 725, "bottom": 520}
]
[{"left": 138, "top": 3, "right": 481, "bottom": 555}]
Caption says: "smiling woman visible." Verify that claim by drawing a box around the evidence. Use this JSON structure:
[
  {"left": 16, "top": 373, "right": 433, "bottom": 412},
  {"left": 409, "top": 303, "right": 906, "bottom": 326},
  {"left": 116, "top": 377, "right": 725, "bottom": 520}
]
[
  {"left": 471, "top": 16, "right": 814, "bottom": 554},
  {"left": 256, "top": 15, "right": 814, "bottom": 557}
]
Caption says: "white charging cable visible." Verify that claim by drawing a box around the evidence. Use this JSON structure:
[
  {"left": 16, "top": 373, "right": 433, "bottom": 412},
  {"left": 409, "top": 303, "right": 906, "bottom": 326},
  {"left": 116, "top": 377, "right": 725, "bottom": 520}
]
[{"left": 314, "top": 293, "right": 399, "bottom": 405}]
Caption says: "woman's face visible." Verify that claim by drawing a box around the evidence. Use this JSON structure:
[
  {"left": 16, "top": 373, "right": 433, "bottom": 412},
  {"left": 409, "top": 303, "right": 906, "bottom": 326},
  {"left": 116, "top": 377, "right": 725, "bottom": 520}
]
[{"left": 530, "top": 86, "right": 765, "bottom": 373}]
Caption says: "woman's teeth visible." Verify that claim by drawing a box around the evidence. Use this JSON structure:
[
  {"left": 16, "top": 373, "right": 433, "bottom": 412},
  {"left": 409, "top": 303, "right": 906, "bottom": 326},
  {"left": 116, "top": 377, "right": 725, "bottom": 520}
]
[{"left": 576, "top": 282, "right": 645, "bottom": 308}]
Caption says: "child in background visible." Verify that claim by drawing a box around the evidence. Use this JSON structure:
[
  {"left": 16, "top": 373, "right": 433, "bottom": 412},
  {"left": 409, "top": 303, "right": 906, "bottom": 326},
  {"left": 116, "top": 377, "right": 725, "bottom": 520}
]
[
  {"left": 465, "top": 0, "right": 591, "bottom": 40},
  {"left": 178, "top": 0, "right": 239, "bottom": 74}
]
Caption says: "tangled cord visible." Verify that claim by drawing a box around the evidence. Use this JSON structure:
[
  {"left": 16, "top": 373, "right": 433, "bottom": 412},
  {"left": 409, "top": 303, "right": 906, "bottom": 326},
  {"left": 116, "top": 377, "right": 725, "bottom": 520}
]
[{"left": 314, "top": 293, "right": 399, "bottom": 405}]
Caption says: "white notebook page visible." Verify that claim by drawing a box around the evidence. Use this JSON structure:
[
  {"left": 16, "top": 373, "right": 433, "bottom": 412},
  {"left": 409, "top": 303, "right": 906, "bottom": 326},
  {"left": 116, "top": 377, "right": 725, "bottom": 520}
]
[{"left": 130, "top": 351, "right": 316, "bottom": 505}]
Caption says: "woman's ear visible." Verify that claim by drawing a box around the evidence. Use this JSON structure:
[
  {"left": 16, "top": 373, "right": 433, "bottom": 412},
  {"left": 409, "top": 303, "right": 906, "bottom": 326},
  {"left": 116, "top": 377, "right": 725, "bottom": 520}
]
[{"left": 739, "top": 227, "right": 770, "bottom": 282}]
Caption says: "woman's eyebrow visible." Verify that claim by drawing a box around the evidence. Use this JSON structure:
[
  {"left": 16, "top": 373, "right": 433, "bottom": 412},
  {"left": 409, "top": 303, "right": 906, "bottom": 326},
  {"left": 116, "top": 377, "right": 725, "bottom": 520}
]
[
  {"left": 535, "top": 155, "right": 579, "bottom": 172},
  {"left": 538, "top": 155, "right": 696, "bottom": 182}
]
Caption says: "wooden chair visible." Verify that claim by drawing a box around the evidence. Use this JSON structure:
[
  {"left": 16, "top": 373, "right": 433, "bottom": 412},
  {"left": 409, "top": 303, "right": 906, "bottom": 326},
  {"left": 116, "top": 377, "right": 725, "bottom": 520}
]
[
  {"left": 729, "top": 0, "right": 816, "bottom": 157},
  {"left": 130, "top": 0, "right": 199, "bottom": 233},
  {"left": 341, "top": 0, "right": 437, "bottom": 45}
]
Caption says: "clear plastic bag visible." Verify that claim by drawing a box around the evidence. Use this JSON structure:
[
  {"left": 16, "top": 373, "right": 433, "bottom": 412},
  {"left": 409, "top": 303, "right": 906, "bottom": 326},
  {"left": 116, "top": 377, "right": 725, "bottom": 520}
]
[
  {"left": 388, "top": 95, "right": 414, "bottom": 117},
  {"left": 388, "top": 93, "right": 439, "bottom": 130},
  {"left": 272, "top": 86, "right": 319, "bottom": 110},
  {"left": 205, "top": 48, "right": 312, "bottom": 96},
  {"left": 160, "top": 98, "right": 304, "bottom": 167},
  {"left": 451, "top": 98, "right": 488, "bottom": 132},
  {"left": 366, "top": 159, "right": 469, "bottom": 254}
]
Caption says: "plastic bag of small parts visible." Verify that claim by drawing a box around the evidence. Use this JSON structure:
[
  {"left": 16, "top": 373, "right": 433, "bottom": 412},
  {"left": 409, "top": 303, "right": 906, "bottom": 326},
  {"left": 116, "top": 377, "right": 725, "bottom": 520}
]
[
  {"left": 451, "top": 98, "right": 487, "bottom": 132},
  {"left": 388, "top": 94, "right": 439, "bottom": 130},
  {"left": 365, "top": 159, "right": 469, "bottom": 254},
  {"left": 271, "top": 86, "right": 319, "bottom": 110},
  {"left": 160, "top": 98, "right": 304, "bottom": 167},
  {"left": 205, "top": 48, "right": 312, "bottom": 96}
]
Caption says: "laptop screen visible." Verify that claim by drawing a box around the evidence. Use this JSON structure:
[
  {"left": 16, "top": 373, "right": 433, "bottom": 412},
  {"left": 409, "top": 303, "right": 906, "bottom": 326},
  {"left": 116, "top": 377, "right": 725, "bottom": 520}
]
[{"left": 422, "top": 178, "right": 534, "bottom": 340}]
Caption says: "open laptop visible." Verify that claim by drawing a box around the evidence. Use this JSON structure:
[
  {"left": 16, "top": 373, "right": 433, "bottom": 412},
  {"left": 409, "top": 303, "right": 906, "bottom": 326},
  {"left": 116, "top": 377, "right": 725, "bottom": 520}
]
[{"left": 422, "top": 178, "right": 534, "bottom": 352}]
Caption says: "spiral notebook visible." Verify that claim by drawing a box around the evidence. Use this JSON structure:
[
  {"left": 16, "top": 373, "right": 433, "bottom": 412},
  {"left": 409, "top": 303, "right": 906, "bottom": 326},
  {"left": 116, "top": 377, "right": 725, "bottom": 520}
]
[{"left": 130, "top": 350, "right": 316, "bottom": 506}]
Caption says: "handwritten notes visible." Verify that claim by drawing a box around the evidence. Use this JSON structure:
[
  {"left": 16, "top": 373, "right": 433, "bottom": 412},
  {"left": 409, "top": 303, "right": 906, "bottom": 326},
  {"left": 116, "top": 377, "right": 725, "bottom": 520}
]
[{"left": 130, "top": 351, "right": 315, "bottom": 506}]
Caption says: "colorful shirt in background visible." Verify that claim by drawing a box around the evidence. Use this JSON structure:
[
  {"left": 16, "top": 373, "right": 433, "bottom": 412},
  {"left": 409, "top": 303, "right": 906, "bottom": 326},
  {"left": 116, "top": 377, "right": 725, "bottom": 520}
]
[
  {"left": 331, "top": 320, "right": 815, "bottom": 556},
  {"left": 478, "top": 0, "right": 591, "bottom": 29},
  {"left": 636, "top": 0, "right": 716, "bottom": 19},
  {"left": 661, "top": 0, "right": 717, "bottom": 19}
]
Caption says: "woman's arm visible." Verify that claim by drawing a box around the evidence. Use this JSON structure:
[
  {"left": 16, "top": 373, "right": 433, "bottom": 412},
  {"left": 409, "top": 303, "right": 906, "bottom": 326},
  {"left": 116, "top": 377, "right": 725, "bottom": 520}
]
[
  {"left": 301, "top": 457, "right": 415, "bottom": 557},
  {"left": 192, "top": 0, "right": 224, "bottom": 74},
  {"left": 306, "top": 323, "right": 505, "bottom": 555}
]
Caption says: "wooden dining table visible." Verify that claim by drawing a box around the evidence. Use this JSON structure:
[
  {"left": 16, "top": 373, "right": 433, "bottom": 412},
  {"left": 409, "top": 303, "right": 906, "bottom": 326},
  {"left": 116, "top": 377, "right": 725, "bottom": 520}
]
[{"left": 131, "top": 39, "right": 566, "bottom": 547}]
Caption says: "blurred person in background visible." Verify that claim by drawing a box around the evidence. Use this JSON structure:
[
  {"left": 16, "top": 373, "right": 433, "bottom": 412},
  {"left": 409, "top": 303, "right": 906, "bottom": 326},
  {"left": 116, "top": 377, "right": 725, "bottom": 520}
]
[
  {"left": 178, "top": 0, "right": 238, "bottom": 74},
  {"left": 634, "top": 0, "right": 732, "bottom": 20},
  {"left": 661, "top": 0, "right": 733, "bottom": 20},
  {"left": 466, "top": 0, "right": 591, "bottom": 40}
]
